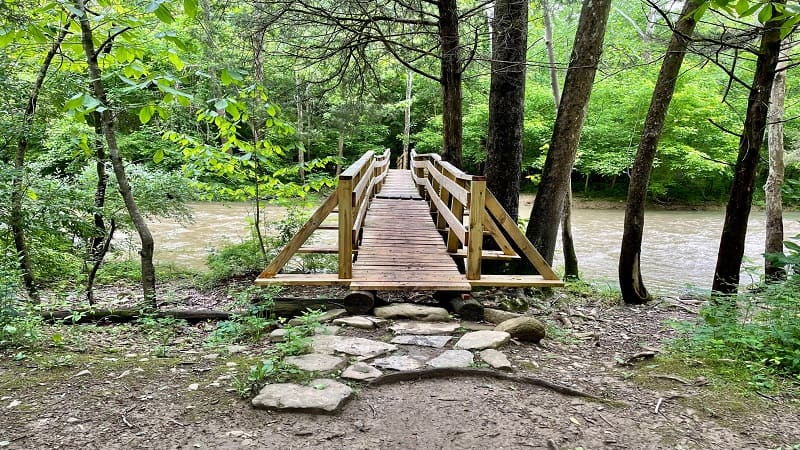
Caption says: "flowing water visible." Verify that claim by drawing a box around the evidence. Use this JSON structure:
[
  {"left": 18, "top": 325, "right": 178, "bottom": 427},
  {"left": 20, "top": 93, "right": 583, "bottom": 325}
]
[{"left": 131, "top": 198, "right": 800, "bottom": 294}]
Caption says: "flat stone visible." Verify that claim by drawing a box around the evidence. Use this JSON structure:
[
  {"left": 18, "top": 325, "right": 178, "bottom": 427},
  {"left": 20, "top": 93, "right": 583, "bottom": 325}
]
[
  {"left": 460, "top": 321, "right": 496, "bottom": 331},
  {"left": 269, "top": 328, "right": 288, "bottom": 342},
  {"left": 366, "top": 317, "right": 388, "bottom": 327},
  {"left": 427, "top": 350, "right": 473, "bottom": 368},
  {"left": 251, "top": 379, "right": 352, "bottom": 413},
  {"left": 454, "top": 330, "right": 510, "bottom": 350},
  {"left": 311, "top": 335, "right": 397, "bottom": 358},
  {"left": 390, "top": 335, "right": 452, "bottom": 348},
  {"left": 483, "top": 308, "right": 523, "bottom": 325},
  {"left": 318, "top": 308, "right": 348, "bottom": 323},
  {"left": 389, "top": 321, "right": 461, "bottom": 335},
  {"left": 374, "top": 303, "right": 450, "bottom": 321},
  {"left": 341, "top": 363, "right": 383, "bottom": 381},
  {"left": 479, "top": 349, "right": 512, "bottom": 371},
  {"left": 494, "top": 317, "right": 546, "bottom": 342},
  {"left": 226, "top": 345, "right": 248, "bottom": 354},
  {"left": 284, "top": 354, "right": 348, "bottom": 372},
  {"left": 314, "top": 325, "right": 340, "bottom": 336},
  {"left": 372, "top": 355, "right": 426, "bottom": 371},
  {"left": 332, "top": 316, "right": 376, "bottom": 329}
]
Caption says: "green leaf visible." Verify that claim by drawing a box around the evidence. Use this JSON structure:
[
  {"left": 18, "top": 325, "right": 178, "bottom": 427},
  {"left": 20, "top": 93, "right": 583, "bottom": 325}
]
[
  {"left": 167, "top": 51, "right": 184, "bottom": 70},
  {"left": 267, "top": 104, "right": 277, "bottom": 117},
  {"left": 64, "top": 93, "right": 84, "bottom": 111},
  {"left": 146, "top": 0, "right": 163, "bottom": 13},
  {"left": 734, "top": 0, "right": 749, "bottom": 15},
  {"left": 758, "top": 4, "right": 773, "bottom": 23},
  {"left": 184, "top": 0, "right": 198, "bottom": 18},
  {"left": 154, "top": 4, "right": 175, "bottom": 24},
  {"left": 780, "top": 13, "right": 800, "bottom": 38},
  {"left": 139, "top": 105, "right": 154, "bottom": 124},
  {"left": 693, "top": 3, "right": 710, "bottom": 20},
  {"left": 153, "top": 148, "right": 165, "bottom": 164},
  {"left": 0, "top": 29, "right": 16, "bottom": 48}
]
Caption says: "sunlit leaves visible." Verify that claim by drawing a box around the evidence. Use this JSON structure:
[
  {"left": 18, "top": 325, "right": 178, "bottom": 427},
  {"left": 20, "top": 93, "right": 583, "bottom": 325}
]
[{"left": 183, "top": 0, "right": 198, "bottom": 18}]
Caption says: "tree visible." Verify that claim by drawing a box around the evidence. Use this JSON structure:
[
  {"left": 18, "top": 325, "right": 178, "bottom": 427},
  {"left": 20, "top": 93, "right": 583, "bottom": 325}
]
[
  {"left": 764, "top": 41, "right": 790, "bottom": 281},
  {"left": 524, "top": 0, "right": 612, "bottom": 265},
  {"left": 10, "top": 18, "right": 70, "bottom": 299},
  {"left": 713, "top": 1, "right": 786, "bottom": 294},
  {"left": 75, "top": 0, "right": 158, "bottom": 305},
  {"left": 484, "top": 0, "right": 527, "bottom": 221},
  {"left": 618, "top": 0, "right": 700, "bottom": 304}
]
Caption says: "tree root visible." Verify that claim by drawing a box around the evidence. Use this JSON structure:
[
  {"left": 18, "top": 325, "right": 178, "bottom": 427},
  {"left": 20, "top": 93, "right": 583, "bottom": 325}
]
[{"left": 368, "top": 367, "right": 605, "bottom": 401}]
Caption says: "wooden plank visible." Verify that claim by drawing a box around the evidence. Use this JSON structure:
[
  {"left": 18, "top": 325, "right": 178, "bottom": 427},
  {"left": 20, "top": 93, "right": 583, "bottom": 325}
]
[
  {"left": 467, "top": 178, "right": 486, "bottom": 280},
  {"left": 338, "top": 177, "right": 354, "bottom": 279},
  {"left": 425, "top": 160, "right": 468, "bottom": 205},
  {"left": 255, "top": 273, "right": 351, "bottom": 286},
  {"left": 424, "top": 180, "right": 466, "bottom": 244},
  {"left": 447, "top": 176, "right": 466, "bottom": 253},
  {"left": 484, "top": 191, "right": 559, "bottom": 280},
  {"left": 483, "top": 211, "right": 516, "bottom": 256},
  {"left": 469, "top": 275, "right": 564, "bottom": 288},
  {"left": 350, "top": 280, "right": 471, "bottom": 291},
  {"left": 257, "top": 192, "right": 338, "bottom": 278},
  {"left": 451, "top": 250, "right": 521, "bottom": 261},
  {"left": 340, "top": 151, "right": 374, "bottom": 179}
]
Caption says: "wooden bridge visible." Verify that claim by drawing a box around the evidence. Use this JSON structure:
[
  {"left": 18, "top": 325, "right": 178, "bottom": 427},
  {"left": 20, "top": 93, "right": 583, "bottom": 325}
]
[{"left": 255, "top": 149, "right": 563, "bottom": 292}]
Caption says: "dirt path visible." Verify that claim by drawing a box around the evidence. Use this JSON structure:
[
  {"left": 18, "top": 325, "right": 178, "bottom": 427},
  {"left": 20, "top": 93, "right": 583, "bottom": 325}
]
[{"left": 2, "top": 287, "right": 799, "bottom": 449}]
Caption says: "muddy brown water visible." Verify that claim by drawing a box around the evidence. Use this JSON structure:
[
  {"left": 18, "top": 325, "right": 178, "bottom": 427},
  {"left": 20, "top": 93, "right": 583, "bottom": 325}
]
[{"left": 119, "top": 197, "right": 800, "bottom": 294}]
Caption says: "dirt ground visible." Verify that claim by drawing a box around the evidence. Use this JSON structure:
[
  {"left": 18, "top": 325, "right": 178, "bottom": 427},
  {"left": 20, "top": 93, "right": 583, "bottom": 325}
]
[{"left": 1, "top": 283, "right": 799, "bottom": 450}]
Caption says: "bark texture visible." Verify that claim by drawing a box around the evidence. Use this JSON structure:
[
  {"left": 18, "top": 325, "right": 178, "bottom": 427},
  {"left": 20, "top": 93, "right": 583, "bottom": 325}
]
[
  {"left": 713, "top": 8, "right": 785, "bottom": 294},
  {"left": 439, "top": 0, "right": 463, "bottom": 168},
  {"left": 525, "top": 0, "right": 612, "bottom": 265},
  {"left": 76, "top": 0, "right": 157, "bottom": 305},
  {"left": 11, "top": 22, "right": 69, "bottom": 298},
  {"left": 619, "top": 0, "right": 698, "bottom": 304},
  {"left": 764, "top": 43, "right": 789, "bottom": 281},
  {"left": 485, "top": 0, "right": 528, "bottom": 221}
]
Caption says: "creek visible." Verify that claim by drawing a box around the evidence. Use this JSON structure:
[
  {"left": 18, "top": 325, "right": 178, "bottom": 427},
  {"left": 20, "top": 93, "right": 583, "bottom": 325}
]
[{"left": 126, "top": 197, "right": 800, "bottom": 294}]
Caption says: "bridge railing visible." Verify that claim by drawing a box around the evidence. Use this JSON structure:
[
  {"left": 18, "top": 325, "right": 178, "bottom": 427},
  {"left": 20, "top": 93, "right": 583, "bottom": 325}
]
[
  {"left": 410, "top": 150, "right": 558, "bottom": 281},
  {"left": 257, "top": 148, "right": 389, "bottom": 280},
  {"left": 337, "top": 148, "right": 391, "bottom": 278}
]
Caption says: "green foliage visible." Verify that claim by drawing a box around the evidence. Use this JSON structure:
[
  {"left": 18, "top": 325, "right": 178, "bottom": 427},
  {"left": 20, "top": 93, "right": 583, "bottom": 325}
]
[
  {"left": 672, "top": 242, "right": 800, "bottom": 384},
  {"left": 137, "top": 314, "right": 188, "bottom": 357},
  {"left": 204, "top": 239, "right": 267, "bottom": 285},
  {"left": 205, "top": 286, "right": 279, "bottom": 345}
]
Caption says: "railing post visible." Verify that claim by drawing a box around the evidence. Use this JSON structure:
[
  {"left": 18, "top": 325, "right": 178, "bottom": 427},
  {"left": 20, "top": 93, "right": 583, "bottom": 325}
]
[
  {"left": 447, "top": 175, "right": 466, "bottom": 253},
  {"left": 338, "top": 175, "right": 354, "bottom": 279},
  {"left": 467, "top": 176, "right": 486, "bottom": 280}
]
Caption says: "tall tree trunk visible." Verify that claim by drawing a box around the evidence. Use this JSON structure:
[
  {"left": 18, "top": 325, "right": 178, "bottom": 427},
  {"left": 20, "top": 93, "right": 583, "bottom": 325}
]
[
  {"left": 485, "top": 0, "right": 527, "bottom": 222},
  {"left": 543, "top": 0, "right": 579, "bottom": 279},
  {"left": 619, "top": 0, "right": 699, "bottom": 304},
  {"left": 764, "top": 42, "right": 789, "bottom": 281},
  {"left": 402, "top": 70, "right": 413, "bottom": 169},
  {"left": 295, "top": 74, "right": 305, "bottom": 183},
  {"left": 713, "top": 6, "right": 785, "bottom": 294},
  {"left": 439, "top": 0, "right": 463, "bottom": 168},
  {"left": 10, "top": 22, "right": 69, "bottom": 299},
  {"left": 76, "top": 0, "right": 156, "bottom": 305},
  {"left": 86, "top": 111, "right": 109, "bottom": 304},
  {"left": 525, "top": 0, "right": 612, "bottom": 265},
  {"left": 337, "top": 130, "right": 345, "bottom": 175}
]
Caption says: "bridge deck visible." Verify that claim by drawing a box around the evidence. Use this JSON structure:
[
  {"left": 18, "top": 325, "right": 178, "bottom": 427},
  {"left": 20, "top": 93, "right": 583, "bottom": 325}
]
[{"left": 256, "top": 156, "right": 563, "bottom": 291}]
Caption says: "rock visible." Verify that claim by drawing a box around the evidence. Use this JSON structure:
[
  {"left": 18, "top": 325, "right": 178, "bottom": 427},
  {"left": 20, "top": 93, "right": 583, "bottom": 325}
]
[
  {"left": 284, "top": 354, "right": 347, "bottom": 372},
  {"left": 332, "top": 316, "right": 376, "bottom": 329},
  {"left": 318, "top": 309, "right": 348, "bottom": 323},
  {"left": 341, "top": 363, "right": 383, "bottom": 381},
  {"left": 494, "top": 317, "right": 546, "bottom": 342},
  {"left": 269, "top": 328, "right": 287, "bottom": 343},
  {"left": 483, "top": 308, "right": 523, "bottom": 325},
  {"left": 427, "top": 350, "right": 474, "bottom": 368},
  {"left": 314, "top": 325, "right": 340, "bottom": 336},
  {"left": 311, "top": 335, "right": 397, "bottom": 358},
  {"left": 187, "top": 383, "right": 200, "bottom": 391},
  {"left": 389, "top": 321, "right": 460, "bottom": 335},
  {"left": 251, "top": 379, "right": 352, "bottom": 413},
  {"left": 460, "top": 321, "right": 496, "bottom": 331},
  {"left": 374, "top": 303, "right": 450, "bottom": 321},
  {"left": 454, "top": 330, "right": 510, "bottom": 350},
  {"left": 390, "top": 335, "right": 451, "bottom": 348},
  {"left": 74, "top": 369, "right": 91, "bottom": 377},
  {"left": 479, "top": 349, "right": 512, "bottom": 371},
  {"left": 226, "top": 345, "right": 248, "bottom": 354},
  {"left": 202, "top": 353, "right": 219, "bottom": 360},
  {"left": 373, "top": 355, "right": 426, "bottom": 371},
  {"left": 366, "top": 317, "right": 388, "bottom": 327}
]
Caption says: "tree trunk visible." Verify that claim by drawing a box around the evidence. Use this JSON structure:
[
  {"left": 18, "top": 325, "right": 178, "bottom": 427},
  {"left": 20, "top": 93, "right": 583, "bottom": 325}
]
[
  {"left": 439, "top": 0, "right": 463, "bottom": 168},
  {"left": 524, "top": 0, "right": 612, "bottom": 265},
  {"left": 713, "top": 6, "right": 785, "bottom": 294},
  {"left": 402, "top": 70, "right": 413, "bottom": 169},
  {"left": 86, "top": 111, "right": 110, "bottom": 304},
  {"left": 485, "top": 0, "right": 527, "bottom": 222},
  {"left": 10, "top": 22, "right": 69, "bottom": 299},
  {"left": 76, "top": 0, "right": 157, "bottom": 305},
  {"left": 295, "top": 74, "right": 305, "bottom": 183},
  {"left": 619, "top": 0, "right": 699, "bottom": 304},
  {"left": 543, "top": 0, "right": 579, "bottom": 279},
  {"left": 336, "top": 130, "right": 345, "bottom": 175},
  {"left": 764, "top": 43, "right": 789, "bottom": 281}
]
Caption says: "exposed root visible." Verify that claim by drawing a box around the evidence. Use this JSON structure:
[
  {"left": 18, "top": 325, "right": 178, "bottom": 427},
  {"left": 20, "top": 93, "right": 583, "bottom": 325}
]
[{"left": 368, "top": 367, "right": 606, "bottom": 401}]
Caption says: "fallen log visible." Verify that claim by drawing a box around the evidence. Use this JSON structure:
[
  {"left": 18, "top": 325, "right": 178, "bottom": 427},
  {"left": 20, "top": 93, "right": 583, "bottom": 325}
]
[{"left": 40, "top": 297, "right": 347, "bottom": 324}]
